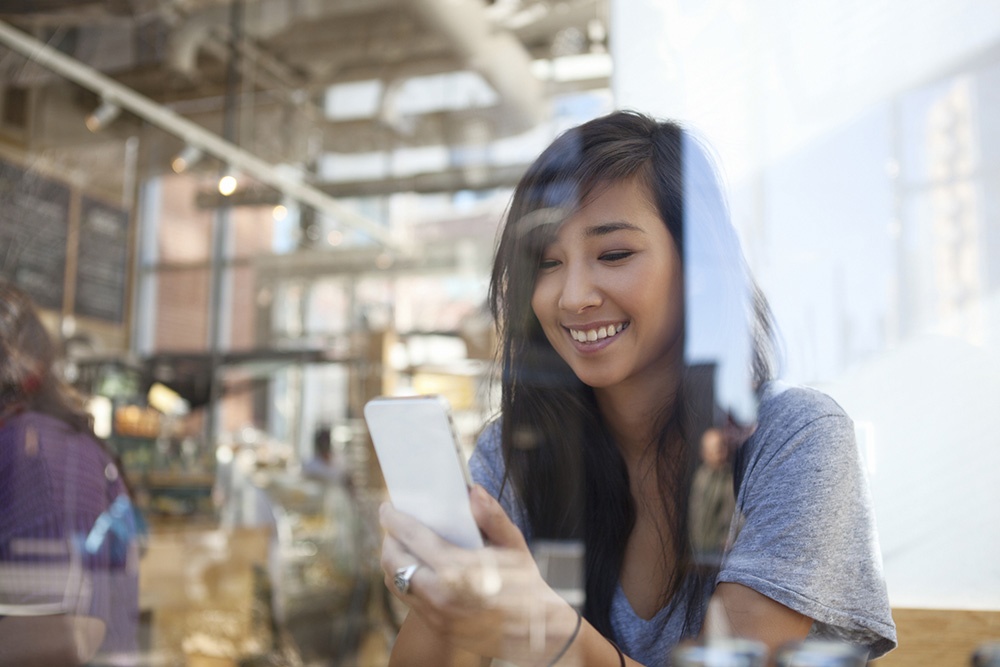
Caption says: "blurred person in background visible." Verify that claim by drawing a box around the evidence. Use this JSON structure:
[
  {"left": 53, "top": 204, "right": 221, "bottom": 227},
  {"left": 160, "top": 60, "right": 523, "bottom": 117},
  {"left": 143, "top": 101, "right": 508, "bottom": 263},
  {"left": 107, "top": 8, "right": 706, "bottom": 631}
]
[
  {"left": 303, "top": 425, "right": 348, "bottom": 486},
  {"left": 688, "top": 427, "right": 736, "bottom": 564},
  {"left": 378, "top": 111, "right": 896, "bottom": 666},
  {"left": 0, "top": 280, "right": 140, "bottom": 666}
]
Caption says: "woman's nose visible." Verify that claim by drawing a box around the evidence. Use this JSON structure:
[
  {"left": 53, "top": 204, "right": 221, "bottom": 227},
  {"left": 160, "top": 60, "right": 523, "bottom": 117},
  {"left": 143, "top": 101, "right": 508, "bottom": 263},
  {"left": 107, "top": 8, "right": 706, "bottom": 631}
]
[{"left": 557, "top": 264, "right": 602, "bottom": 313}]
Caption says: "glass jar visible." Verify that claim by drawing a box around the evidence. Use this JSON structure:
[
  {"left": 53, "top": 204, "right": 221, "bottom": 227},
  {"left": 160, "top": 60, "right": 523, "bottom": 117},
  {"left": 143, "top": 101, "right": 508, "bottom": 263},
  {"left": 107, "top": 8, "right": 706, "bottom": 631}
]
[
  {"left": 671, "top": 638, "right": 768, "bottom": 667},
  {"left": 774, "top": 640, "right": 868, "bottom": 667},
  {"left": 972, "top": 641, "right": 1000, "bottom": 667}
]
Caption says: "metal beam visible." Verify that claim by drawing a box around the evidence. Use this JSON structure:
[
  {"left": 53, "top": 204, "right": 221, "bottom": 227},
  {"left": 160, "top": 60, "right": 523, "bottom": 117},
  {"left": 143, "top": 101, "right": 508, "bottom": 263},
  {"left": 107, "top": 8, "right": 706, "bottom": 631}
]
[
  {"left": 0, "top": 19, "right": 397, "bottom": 247},
  {"left": 193, "top": 162, "right": 529, "bottom": 209}
]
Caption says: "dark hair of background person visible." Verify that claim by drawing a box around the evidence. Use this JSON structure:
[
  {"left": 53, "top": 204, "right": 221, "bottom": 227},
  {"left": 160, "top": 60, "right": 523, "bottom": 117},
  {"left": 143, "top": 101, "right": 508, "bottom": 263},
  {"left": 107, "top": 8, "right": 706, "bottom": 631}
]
[
  {"left": 314, "top": 425, "right": 333, "bottom": 457},
  {"left": 487, "top": 110, "right": 779, "bottom": 639},
  {"left": 0, "top": 280, "right": 131, "bottom": 494}
]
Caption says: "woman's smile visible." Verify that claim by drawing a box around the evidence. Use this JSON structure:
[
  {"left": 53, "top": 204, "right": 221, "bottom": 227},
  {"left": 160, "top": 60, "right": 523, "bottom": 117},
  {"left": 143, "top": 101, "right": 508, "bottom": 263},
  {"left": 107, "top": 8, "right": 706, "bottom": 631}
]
[{"left": 567, "top": 321, "right": 629, "bottom": 344}]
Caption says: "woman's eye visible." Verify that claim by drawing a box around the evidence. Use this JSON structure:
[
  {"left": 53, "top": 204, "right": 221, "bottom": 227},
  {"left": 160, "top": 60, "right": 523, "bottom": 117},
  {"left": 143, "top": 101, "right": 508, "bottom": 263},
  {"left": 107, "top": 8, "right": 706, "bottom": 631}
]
[
  {"left": 539, "top": 258, "right": 560, "bottom": 270},
  {"left": 600, "top": 250, "right": 634, "bottom": 262}
]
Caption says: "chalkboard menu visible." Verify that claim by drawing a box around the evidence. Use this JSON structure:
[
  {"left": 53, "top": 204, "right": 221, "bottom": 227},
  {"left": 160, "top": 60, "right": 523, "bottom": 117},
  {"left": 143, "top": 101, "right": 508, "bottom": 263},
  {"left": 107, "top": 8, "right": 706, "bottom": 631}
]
[
  {"left": 0, "top": 157, "right": 71, "bottom": 310},
  {"left": 74, "top": 196, "right": 130, "bottom": 324}
]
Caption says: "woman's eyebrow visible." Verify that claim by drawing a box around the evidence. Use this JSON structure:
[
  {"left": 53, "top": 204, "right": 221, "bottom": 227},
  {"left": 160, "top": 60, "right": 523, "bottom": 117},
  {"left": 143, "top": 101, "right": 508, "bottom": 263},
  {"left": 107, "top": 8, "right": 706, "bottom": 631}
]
[{"left": 585, "top": 221, "right": 645, "bottom": 237}]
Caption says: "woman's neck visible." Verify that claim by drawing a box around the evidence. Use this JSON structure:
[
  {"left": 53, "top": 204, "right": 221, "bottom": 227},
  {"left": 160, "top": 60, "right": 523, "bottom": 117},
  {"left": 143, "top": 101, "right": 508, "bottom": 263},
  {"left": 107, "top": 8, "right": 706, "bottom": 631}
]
[
  {"left": 594, "top": 343, "right": 684, "bottom": 457},
  {"left": 594, "top": 377, "right": 679, "bottom": 466}
]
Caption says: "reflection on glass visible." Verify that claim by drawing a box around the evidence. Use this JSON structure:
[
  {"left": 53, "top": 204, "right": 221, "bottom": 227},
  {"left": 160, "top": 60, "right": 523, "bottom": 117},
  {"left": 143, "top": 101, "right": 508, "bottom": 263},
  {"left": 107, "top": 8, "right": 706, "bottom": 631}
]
[
  {"left": 1, "top": 281, "right": 141, "bottom": 665},
  {"left": 0, "top": 2, "right": 995, "bottom": 664},
  {"left": 371, "top": 110, "right": 896, "bottom": 667}
]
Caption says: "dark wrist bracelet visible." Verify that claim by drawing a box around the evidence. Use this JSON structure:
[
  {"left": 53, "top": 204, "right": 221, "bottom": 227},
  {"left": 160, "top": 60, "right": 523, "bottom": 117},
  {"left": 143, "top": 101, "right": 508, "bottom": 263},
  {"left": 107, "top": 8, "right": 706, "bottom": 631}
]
[
  {"left": 609, "top": 638, "right": 626, "bottom": 667},
  {"left": 546, "top": 609, "right": 582, "bottom": 667}
]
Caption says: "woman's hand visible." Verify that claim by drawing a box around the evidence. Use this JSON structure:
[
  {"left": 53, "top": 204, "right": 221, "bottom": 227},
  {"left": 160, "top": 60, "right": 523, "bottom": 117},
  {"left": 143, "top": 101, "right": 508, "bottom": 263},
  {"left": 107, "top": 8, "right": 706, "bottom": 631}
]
[{"left": 380, "top": 485, "right": 579, "bottom": 666}]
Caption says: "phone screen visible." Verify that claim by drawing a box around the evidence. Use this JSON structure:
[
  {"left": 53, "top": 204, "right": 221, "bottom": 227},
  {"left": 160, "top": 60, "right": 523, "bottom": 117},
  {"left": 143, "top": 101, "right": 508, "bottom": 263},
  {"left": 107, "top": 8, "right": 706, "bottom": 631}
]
[{"left": 364, "top": 395, "right": 484, "bottom": 549}]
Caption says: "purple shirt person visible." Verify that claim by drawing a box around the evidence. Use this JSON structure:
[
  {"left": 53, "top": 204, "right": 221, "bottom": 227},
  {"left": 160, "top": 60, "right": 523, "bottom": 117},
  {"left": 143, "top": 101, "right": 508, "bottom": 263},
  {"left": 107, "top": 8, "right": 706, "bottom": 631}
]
[{"left": 1, "top": 280, "right": 140, "bottom": 665}]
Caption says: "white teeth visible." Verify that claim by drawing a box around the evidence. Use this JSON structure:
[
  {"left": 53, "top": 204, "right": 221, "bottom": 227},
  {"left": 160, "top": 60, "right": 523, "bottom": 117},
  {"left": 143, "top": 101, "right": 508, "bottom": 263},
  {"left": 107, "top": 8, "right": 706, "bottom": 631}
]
[{"left": 570, "top": 323, "right": 627, "bottom": 343}]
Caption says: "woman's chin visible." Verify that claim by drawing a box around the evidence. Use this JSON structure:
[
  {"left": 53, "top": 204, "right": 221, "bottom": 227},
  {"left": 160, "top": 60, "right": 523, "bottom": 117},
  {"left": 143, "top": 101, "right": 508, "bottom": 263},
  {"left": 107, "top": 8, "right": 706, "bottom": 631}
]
[{"left": 572, "top": 369, "right": 626, "bottom": 390}]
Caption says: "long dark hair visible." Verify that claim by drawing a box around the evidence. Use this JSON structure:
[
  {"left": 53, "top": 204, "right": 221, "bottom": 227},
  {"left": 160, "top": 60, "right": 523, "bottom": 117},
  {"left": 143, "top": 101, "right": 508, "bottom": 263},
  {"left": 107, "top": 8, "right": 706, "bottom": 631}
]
[
  {"left": 0, "top": 280, "right": 103, "bottom": 437},
  {"left": 488, "top": 110, "right": 778, "bottom": 639}
]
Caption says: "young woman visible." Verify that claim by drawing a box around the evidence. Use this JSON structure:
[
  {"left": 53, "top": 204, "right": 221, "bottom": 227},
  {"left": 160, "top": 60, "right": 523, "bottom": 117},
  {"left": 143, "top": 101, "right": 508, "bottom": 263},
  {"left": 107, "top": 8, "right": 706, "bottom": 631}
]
[
  {"left": 0, "top": 281, "right": 140, "bottom": 665},
  {"left": 379, "top": 111, "right": 896, "bottom": 666}
]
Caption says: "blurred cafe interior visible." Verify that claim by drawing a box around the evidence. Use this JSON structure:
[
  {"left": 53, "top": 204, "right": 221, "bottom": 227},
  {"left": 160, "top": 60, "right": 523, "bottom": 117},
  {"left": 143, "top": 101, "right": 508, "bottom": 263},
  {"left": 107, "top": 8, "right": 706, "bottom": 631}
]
[{"left": 0, "top": 0, "right": 998, "bottom": 666}]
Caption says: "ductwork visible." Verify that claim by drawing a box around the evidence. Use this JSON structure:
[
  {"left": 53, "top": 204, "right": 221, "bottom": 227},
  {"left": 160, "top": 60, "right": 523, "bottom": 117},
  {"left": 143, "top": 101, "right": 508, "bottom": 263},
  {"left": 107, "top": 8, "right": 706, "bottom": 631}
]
[
  {"left": 0, "top": 20, "right": 397, "bottom": 246},
  {"left": 165, "top": 5, "right": 227, "bottom": 79},
  {"left": 164, "top": 0, "right": 545, "bottom": 136},
  {"left": 409, "top": 0, "right": 546, "bottom": 134},
  {"left": 164, "top": 0, "right": 397, "bottom": 79}
]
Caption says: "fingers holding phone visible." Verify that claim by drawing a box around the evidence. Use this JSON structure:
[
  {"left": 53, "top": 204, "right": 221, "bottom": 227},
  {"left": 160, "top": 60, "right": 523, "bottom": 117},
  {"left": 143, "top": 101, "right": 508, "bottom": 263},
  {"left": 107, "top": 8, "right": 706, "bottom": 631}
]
[
  {"left": 366, "top": 396, "right": 578, "bottom": 663},
  {"left": 379, "top": 500, "right": 507, "bottom": 607},
  {"left": 378, "top": 502, "right": 505, "bottom": 651},
  {"left": 467, "top": 485, "right": 530, "bottom": 551},
  {"left": 379, "top": 501, "right": 572, "bottom": 663}
]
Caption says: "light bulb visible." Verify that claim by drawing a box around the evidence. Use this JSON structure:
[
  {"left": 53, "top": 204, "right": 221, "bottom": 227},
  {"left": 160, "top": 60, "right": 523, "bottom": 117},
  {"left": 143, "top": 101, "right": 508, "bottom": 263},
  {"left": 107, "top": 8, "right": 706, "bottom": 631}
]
[
  {"left": 85, "top": 100, "right": 121, "bottom": 133},
  {"left": 171, "top": 146, "right": 203, "bottom": 174},
  {"left": 218, "top": 174, "right": 238, "bottom": 196}
]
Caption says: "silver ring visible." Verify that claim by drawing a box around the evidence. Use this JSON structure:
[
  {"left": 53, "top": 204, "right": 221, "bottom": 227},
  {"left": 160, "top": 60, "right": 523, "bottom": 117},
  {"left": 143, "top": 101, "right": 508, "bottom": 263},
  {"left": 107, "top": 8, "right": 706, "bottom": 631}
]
[{"left": 393, "top": 563, "right": 419, "bottom": 595}]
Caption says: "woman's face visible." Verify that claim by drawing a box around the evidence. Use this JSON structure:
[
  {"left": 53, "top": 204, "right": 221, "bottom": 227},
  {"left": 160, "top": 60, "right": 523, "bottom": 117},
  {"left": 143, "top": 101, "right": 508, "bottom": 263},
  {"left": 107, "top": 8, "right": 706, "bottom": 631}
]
[{"left": 530, "top": 177, "right": 684, "bottom": 395}]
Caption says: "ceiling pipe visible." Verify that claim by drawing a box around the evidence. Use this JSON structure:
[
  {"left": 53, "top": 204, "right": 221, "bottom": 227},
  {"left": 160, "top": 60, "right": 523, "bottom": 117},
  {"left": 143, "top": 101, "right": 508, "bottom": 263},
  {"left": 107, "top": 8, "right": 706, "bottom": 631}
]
[
  {"left": 408, "top": 0, "right": 546, "bottom": 134},
  {"left": 165, "top": 0, "right": 354, "bottom": 78},
  {"left": 0, "top": 19, "right": 397, "bottom": 248},
  {"left": 164, "top": 6, "right": 227, "bottom": 79}
]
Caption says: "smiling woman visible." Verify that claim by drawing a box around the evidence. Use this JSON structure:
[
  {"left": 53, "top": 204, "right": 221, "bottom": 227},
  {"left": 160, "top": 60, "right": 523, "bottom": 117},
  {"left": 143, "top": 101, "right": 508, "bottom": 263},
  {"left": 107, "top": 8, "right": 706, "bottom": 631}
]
[{"left": 377, "top": 110, "right": 896, "bottom": 667}]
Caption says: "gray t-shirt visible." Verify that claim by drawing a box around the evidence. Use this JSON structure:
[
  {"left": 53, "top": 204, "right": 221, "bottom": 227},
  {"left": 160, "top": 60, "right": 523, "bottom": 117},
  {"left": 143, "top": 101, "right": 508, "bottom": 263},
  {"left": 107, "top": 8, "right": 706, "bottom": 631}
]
[{"left": 468, "top": 383, "right": 897, "bottom": 665}]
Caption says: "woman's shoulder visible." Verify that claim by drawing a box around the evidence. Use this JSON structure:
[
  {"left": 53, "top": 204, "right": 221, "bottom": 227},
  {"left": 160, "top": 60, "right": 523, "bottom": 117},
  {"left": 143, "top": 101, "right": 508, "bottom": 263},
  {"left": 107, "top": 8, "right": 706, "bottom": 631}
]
[
  {"left": 469, "top": 417, "right": 504, "bottom": 476},
  {"left": 1, "top": 410, "right": 73, "bottom": 441},
  {"left": 1, "top": 410, "right": 109, "bottom": 465},
  {"left": 475, "top": 418, "right": 503, "bottom": 450},
  {"left": 736, "top": 382, "right": 856, "bottom": 474},
  {"left": 468, "top": 416, "right": 532, "bottom": 536},
  {"left": 756, "top": 381, "right": 852, "bottom": 434}
]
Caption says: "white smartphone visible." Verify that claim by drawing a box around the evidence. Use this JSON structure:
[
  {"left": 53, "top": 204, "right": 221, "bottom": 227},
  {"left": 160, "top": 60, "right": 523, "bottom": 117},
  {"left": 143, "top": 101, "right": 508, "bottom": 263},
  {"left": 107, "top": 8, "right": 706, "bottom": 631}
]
[{"left": 363, "top": 395, "right": 484, "bottom": 549}]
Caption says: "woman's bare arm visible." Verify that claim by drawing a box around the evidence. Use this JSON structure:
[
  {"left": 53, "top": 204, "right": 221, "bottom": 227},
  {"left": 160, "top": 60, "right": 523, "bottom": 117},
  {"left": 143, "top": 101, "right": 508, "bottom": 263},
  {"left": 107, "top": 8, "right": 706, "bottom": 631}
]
[
  {"left": 388, "top": 612, "right": 487, "bottom": 667},
  {"left": 702, "top": 582, "right": 813, "bottom": 653}
]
